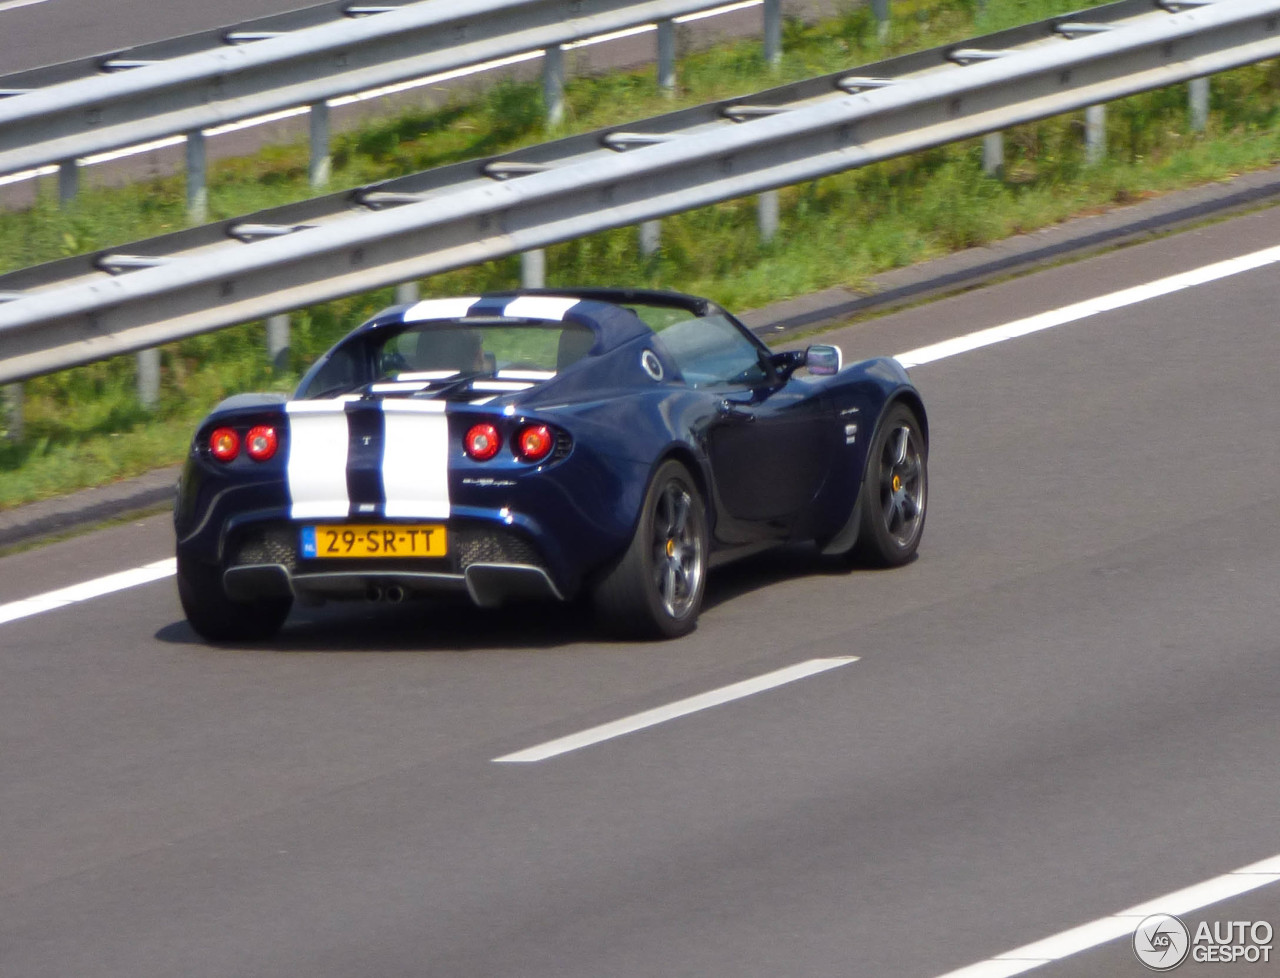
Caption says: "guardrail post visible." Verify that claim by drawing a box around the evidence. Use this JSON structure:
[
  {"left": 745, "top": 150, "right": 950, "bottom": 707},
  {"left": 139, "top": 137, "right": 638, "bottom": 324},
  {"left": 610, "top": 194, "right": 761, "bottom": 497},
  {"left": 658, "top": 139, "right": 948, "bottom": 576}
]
[
  {"left": 763, "top": 0, "right": 782, "bottom": 67},
  {"left": 657, "top": 19, "right": 677, "bottom": 93},
  {"left": 267, "top": 314, "right": 291, "bottom": 373},
  {"left": 543, "top": 45, "right": 565, "bottom": 129},
  {"left": 309, "top": 101, "right": 332, "bottom": 188},
  {"left": 521, "top": 249, "right": 546, "bottom": 288},
  {"left": 137, "top": 348, "right": 161, "bottom": 409},
  {"left": 57, "top": 160, "right": 78, "bottom": 206},
  {"left": 395, "top": 282, "right": 420, "bottom": 304},
  {"left": 639, "top": 220, "right": 662, "bottom": 256},
  {"left": 872, "top": 0, "right": 890, "bottom": 42},
  {"left": 757, "top": 190, "right": 779, "bottom": 242},
  {"left": 3, "top": 383, "right": 23, "bottom": 442},
  {"left": 1085, "top": 104, "right": 1106, "bottom": 164},
  {"left": 983, "top": 132, "right": 1004, "bottom": 177},
  {"left": 1188, "top": 77, "right": 1209, "bottom": 132},
  {"left": 185, "top": 130, "right": 208, "bottom": 224}
]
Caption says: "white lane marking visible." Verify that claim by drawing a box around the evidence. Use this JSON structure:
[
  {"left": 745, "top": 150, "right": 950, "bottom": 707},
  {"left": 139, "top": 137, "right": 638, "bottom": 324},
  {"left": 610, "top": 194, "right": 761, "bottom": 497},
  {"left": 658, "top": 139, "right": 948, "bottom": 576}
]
[
  {"left": 932, "top": 854, "right": 1280, "bottom": 978},
  {"left": 895, "top": 243, "right": 1280, "bottom": 368},
  {"left": 492, "top": 657, "right": 857, "bottom": 762},
  {"left": 0, "top": 558, "right": 175, "bottom": 626},
  {"left": 0, "top": 0, "right": 53, "bottom": 11}
]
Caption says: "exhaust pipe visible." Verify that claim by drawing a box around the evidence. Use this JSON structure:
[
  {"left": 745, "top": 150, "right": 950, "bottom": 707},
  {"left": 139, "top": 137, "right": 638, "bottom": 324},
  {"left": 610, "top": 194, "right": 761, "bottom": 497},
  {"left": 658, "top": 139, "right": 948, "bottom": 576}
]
[
  {"left": 385, "top": 585, "right": 406, "bottom": 604},
  {"left": 366, "top": 584, "right": 384, "bottom": 602}
]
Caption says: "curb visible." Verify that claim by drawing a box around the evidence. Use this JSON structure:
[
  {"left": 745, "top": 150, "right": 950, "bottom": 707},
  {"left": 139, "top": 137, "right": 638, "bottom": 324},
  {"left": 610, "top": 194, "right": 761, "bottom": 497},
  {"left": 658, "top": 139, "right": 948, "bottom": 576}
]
[{"left": 3, "top": 163, "right": 1279, "bottom": 550}]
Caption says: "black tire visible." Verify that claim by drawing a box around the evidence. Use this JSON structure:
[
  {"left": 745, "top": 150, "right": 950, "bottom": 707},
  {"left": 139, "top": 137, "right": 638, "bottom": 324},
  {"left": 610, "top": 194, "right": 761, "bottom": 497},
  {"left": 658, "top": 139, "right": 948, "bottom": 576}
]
[
  {"left": 849, "top": 403, "right": 927, "bottom": 567},
  {"left": 592, "top": 459, "right": 709, "bottom": 639},
  {"left": 176, "top": 554, "right": 292, "bottom": 642}
]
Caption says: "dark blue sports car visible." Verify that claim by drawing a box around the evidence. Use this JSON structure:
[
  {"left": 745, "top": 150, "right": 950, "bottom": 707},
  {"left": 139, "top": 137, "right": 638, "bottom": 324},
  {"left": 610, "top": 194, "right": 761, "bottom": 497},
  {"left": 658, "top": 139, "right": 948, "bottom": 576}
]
[{"left": 174, "top": 288, "right": 927, "bottom": 640}]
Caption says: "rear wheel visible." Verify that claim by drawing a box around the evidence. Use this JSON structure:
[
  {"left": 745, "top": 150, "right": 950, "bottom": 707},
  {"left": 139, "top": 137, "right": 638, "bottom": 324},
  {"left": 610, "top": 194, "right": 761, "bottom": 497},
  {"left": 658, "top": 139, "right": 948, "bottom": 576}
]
[
  {"left": 850, "top": 403, "right": 927, "bottom": 567},
  {"left": 593, "top": 459, "right": 708, "bottom": 639},
  {"left": 177, "top": 554, "right": 292, "bottom": 642}
]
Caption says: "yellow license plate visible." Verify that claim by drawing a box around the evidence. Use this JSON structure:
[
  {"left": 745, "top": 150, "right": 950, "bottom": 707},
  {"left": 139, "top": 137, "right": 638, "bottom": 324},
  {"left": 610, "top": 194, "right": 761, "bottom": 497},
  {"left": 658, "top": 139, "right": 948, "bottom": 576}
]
[{"left": 301, "top": 524, "right": 447, "bottom": 559}]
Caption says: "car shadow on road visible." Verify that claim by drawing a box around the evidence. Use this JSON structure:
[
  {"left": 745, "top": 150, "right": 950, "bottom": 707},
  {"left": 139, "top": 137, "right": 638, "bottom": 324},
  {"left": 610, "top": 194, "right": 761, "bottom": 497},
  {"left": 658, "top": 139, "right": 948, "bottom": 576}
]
[{"left": 153, "top": 544, "right": 876, "bottom": 651}]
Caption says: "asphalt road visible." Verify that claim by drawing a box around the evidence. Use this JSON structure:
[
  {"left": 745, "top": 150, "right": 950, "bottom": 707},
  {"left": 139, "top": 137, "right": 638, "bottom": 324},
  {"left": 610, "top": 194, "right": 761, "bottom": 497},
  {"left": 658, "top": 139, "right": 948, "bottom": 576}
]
[{"left": 3, "top": 206, "right": 1280, "bottom": 977}]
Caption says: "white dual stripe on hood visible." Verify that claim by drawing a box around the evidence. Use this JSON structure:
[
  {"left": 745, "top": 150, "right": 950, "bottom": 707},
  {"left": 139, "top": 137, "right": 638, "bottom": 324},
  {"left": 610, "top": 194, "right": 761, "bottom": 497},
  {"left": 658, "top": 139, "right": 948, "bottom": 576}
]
[
  {"left": 283, "top": 400, "right": 451, "bottom": 521},
  {"left": 285, "top": 401, "right": 351, "bottom": 519}
]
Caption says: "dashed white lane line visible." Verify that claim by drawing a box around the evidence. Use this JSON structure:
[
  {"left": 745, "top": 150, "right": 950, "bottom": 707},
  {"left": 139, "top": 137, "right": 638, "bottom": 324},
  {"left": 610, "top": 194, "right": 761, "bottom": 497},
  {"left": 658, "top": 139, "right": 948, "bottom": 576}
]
[
  {"left": 0, "top": 558, "right": 175, "bottom": 626},
  {"left": 492, "top": 657, "right": 858, "bottom": 762},
  {"left": 932, "top": 854, "right": 1280, "bottom": 978},
  {"left": 6, "top": 239, "right": 1280, "bottom": 629},
  {"left": 895, "top": 243, "right": 1280, "bottom": 368}
]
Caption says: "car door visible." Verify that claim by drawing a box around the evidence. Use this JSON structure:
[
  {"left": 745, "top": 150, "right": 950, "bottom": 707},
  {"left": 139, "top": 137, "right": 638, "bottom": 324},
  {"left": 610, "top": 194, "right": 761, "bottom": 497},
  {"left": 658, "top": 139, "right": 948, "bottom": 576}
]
[
  {"left": 707, "top": 381, "right": 831, "bottom": 527},
  {"left": 654, "top": 314, "right": 834, "bottom": 535}
]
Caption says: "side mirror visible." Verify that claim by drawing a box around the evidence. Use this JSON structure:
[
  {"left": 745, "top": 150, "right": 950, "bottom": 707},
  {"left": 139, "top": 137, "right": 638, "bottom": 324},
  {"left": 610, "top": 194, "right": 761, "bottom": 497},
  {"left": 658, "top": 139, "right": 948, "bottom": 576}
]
[{"left": 805, "top": 344, "right": 842, "bottom": 376}]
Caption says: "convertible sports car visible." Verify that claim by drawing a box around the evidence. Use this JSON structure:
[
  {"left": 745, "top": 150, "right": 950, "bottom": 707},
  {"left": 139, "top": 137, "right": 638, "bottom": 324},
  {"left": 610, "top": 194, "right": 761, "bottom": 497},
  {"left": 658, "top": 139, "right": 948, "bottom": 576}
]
[{"left": 174, "top": 288, "right": 927, "bottom": 640}]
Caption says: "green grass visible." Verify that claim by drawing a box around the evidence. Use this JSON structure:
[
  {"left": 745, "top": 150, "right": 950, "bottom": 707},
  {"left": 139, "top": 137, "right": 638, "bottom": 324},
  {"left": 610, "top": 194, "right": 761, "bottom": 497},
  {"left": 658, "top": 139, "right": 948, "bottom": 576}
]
[{"left": 2, "top": 0, "right": 1279, "bottom": 508}]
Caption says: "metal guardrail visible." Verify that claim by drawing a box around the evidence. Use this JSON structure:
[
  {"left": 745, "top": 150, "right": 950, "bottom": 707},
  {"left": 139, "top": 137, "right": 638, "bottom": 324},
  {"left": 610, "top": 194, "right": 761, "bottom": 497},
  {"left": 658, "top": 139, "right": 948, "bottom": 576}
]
[
  {"left": 0, "top": 0, "right": 780, "bottom": 180},
  {"left": 0, "top": 0, "right": 1277, "bottom": 385}
]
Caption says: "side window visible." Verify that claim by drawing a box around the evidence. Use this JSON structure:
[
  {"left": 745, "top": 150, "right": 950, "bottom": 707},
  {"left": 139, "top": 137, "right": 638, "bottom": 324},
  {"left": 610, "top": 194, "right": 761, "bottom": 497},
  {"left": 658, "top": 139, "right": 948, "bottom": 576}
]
[
  {"left": 300, "top": 347, "right": 363, "bottom": 398},
  {"left": 653, "top": 315, "right": 770, "bottom": 388}
]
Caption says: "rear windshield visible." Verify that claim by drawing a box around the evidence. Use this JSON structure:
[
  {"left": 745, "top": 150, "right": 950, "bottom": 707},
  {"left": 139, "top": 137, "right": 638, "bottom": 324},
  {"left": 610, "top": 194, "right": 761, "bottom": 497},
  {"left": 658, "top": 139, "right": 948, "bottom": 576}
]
[{"left": 299, "top": 320, "right": 595, "bottom": 398}]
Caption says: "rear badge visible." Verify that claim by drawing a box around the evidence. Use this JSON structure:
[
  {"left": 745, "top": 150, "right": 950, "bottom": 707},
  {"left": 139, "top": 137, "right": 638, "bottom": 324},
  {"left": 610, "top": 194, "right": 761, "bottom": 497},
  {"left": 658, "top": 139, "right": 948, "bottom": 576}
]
[{"left": 641, "top": 349, "right": 664, "bottom": 381}]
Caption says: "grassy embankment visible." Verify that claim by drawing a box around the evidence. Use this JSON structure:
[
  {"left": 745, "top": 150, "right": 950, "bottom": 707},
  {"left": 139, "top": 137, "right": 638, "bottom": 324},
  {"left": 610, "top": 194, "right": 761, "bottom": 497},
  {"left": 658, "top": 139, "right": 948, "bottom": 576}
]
[{"left": 1, "top": 0, "right": 1277, "bottom": 509}]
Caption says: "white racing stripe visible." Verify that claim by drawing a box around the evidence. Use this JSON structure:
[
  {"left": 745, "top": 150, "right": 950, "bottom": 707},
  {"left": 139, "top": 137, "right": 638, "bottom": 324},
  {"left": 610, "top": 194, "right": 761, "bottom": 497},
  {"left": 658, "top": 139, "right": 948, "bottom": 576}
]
[
  {"left": 6, "top": 241, "right": 1280, "bottom": 626},
  {"left": 0, "top": 558, "right": 175, "bottom": 626},
  {"left": 285, "top": 401, "right": 351, "bottom": 519},
  {"left": 492, "top": 657, "right": 858, "bottom": 762},
  {"left": 501, "top": 295, "right": 582, "bottom": 321},
  {"left": 401, "top": 297, "right": 480, "bottom": 322},
  {"left": 932, "top": 855, "right": 1280, "bottom": 978},
  {"left": 380, "top": 400, "right": 451, "bottom": 519}
]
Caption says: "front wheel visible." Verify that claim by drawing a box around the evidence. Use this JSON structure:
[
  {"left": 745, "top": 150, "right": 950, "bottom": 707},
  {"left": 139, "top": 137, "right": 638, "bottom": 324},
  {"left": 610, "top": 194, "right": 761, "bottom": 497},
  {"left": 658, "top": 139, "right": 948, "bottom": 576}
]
[
  {"left": 592, "top": 459, "right": 709, "bottom": 639},
  {"left": 850, "top": 403, "right": 927, "bottom": 567},
  {"left": 177, "top": 554, "right": 292, "bottom": 642}
]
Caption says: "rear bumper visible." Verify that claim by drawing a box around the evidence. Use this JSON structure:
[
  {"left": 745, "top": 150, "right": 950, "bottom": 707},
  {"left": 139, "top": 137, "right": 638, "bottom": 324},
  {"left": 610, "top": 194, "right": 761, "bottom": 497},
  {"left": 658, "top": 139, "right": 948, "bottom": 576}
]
[
  {"left": 223, "top": 560, "right": 563, "bottom": 607},
  {"left": 215, "top": 518, "right": 566, "bottom": 607}
]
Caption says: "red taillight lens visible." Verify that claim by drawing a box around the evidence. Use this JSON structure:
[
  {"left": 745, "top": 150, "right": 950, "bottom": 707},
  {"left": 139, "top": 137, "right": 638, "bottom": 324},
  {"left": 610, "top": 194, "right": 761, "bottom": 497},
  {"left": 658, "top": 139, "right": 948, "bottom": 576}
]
[
  {"left": 209, "top": 427, "right": 240, "bottom": 462},
  {"left": 245, "top": 425, "right": 279, "bottom": 462},
  {"left": 464, "top": 423, "right": 501, "bottom": 461},
  {"left": 515, "top": 424, "right": 554, "bottom": 463}
]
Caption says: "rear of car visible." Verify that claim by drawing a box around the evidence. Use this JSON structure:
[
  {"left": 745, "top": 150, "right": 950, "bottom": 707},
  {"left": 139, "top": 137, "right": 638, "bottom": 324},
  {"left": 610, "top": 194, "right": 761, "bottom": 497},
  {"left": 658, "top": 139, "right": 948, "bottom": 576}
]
[{"left": 174, "top": 296, "right": 666, "bottom": 640}]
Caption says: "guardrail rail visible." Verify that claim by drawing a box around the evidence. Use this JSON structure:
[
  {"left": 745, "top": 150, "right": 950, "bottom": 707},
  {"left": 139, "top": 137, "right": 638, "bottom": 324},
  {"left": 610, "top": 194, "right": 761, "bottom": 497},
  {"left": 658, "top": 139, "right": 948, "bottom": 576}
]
[{"left": 1, "top": 0, "right": 1277, "bottom": 386}]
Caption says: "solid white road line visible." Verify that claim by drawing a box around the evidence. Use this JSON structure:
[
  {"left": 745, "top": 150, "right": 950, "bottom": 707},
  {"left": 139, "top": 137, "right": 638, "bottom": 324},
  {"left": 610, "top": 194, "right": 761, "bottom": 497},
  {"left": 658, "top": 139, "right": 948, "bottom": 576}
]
[
  {"left": 932, "top": 854, "right": 1280, "bottom": 978},
  {"left": 492, "top": 657, "right": 858, "bottom": 762},
  {"left": 5, "top": 238, "right": 1280, "bottom": 628},
  {"left": 0, "top": 0, "right": 53, "bottom": 12},
  {"left": 895, "top": 243, "right": 1280, "bottom": 368},
  {"left": 0, "top": 558, "right": 175, "bottom": 626}
]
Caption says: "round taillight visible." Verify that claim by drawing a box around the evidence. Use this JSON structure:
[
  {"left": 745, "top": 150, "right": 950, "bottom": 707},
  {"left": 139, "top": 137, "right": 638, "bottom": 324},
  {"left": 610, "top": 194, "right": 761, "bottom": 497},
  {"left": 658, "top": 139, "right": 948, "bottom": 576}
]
[
  {"left": 515, "top": 424, "right": 553, "bottom": 463},
  {"left": 209, "top": 427, "right": 240, "bottom": 462},
  {"left": 464, "top": 423, "right": 501, "bottom": 461},
  {"left": 245, "top": 425, "right": 278, "bottom": 462}
]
